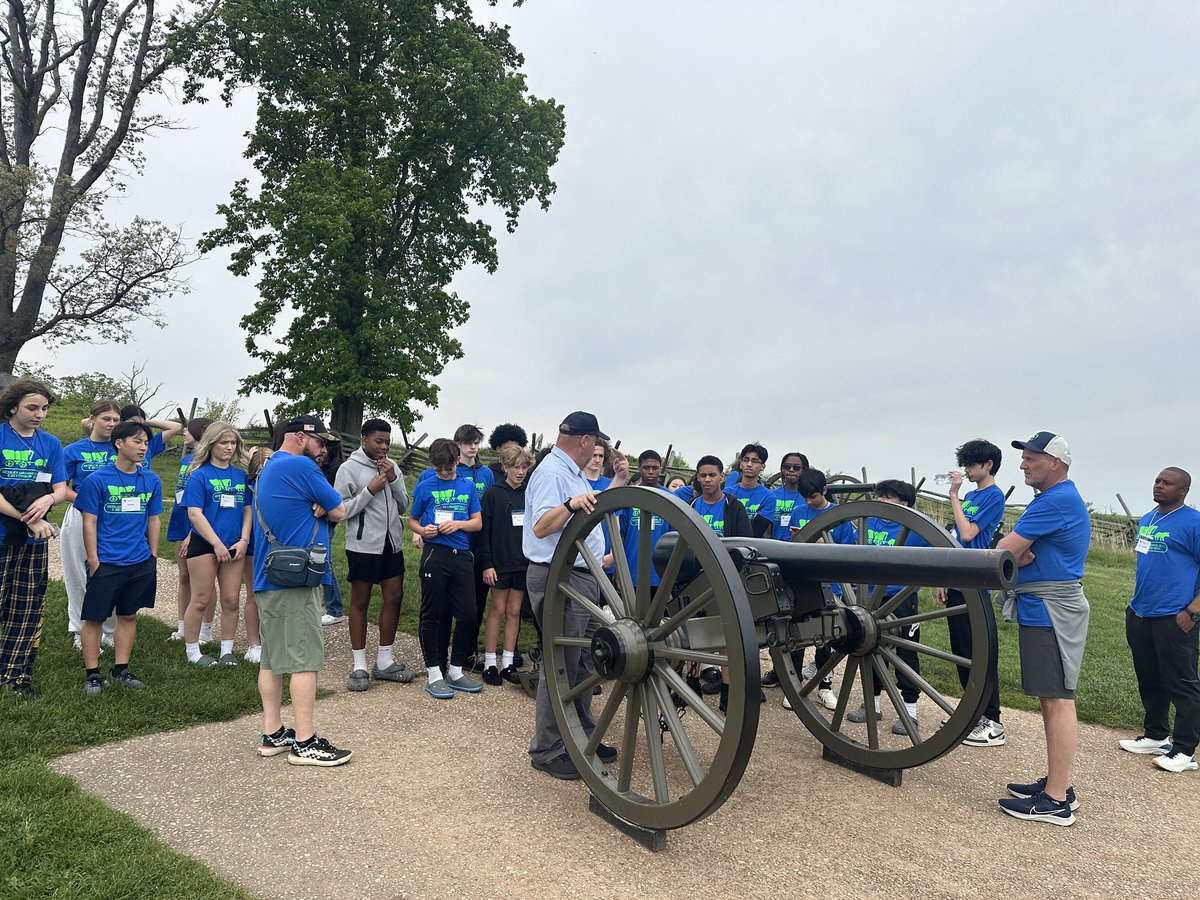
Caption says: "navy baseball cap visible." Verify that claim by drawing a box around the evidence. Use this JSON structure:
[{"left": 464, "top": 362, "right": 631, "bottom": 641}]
[
  {"left": 559, "top": 411, "right": 609, "bottom": 441},
  {"left": 284, "top": 415, "right": 337, "bottom": 442},
  {"left": 1011, "top": 431, "right": 1072, "bottom": 466}
]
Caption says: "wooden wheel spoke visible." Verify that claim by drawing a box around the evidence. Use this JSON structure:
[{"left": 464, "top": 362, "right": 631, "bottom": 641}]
[
  {"left": 829, "top": 658, "right": 859, "bottom": 729},
  {"left": 882, "top": 634, "right": 972, "bottom": 669},
  {"left": 617, "top": 685, "right": 642, "bottom": 791},
  {"left": 562, "top": 671, "right": 605, "bottom": 704},
  {"left": 867, "top": 582, "right": 887, "bottom": 610},
  {"left": 602, "top": 512, "right": 636, "bottom": 619},
  {"left": 871, "top": 656, "right": 919, "bottom": 745},
  {"left": 653, "top": 646, "right": 727, "bottom": 667},
  {"left": 576, "top": 537, "right": 626, "bottom": 618},
  {"left": 858, "top": 516, "right": 868, "bottom": 544},
  {"left": 877, "top": 646, "right": 957, "bottom": 716},
  {"left": 655, "top": 661, "right": 725, "bottom": 737},
  {"left": 874, "top": 585, "right": 916, "bottom": 619},
  {"left": 641, "top": 684, "right": 670, "bottom": 803},
  {"left": 894, "top": 526, "right": 912, "bottom": 546},
  {"left": 798, "top": 650, "right": 846, "bottom": 697},
  {"left": 880, "top": 604, "right": 966, "bottom": 632},
  {"left": 585, "top": 682, "right": 629, "bottom": 756},
  {"left": 560, "top": 581, "right": 615, "bottom": 627},
  {"left": 649, "top": 586, "right": 715, "bottom": 641},
  {"left": 861, "top": 659, "right": 880, "bottom": 750},
  {"left": 645, "top": 538, "right": 687, "bottom": 624},
  {"left": 649, "top": 675, "right": 704, "bottom": 788}
]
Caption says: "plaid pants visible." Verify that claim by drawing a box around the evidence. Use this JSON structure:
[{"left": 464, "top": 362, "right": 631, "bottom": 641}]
[{"left": 0, "top": 540, "right": 49, "bottom": 687}]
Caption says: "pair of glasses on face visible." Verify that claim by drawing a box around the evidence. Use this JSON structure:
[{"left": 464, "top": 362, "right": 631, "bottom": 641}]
[
  {"left": 781, "top": 463, "right": 803, "bottom": 472},
  {"left": 741, "top": 457, "right": 763, "bottom": 465}
]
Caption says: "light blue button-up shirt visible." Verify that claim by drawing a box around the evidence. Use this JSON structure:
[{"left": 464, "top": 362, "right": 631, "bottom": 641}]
[{"left": 523, "top": 444, "right": 605, "bottom": 566}]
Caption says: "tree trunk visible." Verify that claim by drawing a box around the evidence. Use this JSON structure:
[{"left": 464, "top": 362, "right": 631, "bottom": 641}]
[{"left": 330, "top": 394, "right": 364, "bottom": 440}]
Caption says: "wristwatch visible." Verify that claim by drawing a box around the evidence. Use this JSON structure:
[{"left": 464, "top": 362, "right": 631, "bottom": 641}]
[
  {"left": 1189, "top": 610, "right": 1200, "bottom": 624},
  {"left": 563, "top": 499, "right": 574, "bottom": 513}
]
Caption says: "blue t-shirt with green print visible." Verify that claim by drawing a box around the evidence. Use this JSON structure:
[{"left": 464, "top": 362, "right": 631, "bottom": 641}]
[
  {"left": 770, "top": 487, "right": 802, "bottom": 541},
  {"left": 181, "top": 462, "right": 248, "bottom": 546},
  {"left": 411, "top": 474, "right": 481, "bottom": 551},
  {"left": 64, "top": 438, "right": 114, "bottom": 489},
  {"left": 165, "top": 453, "right": 194, "bottom": 542},
  {"left": 74, "top": 463, "right": 163, "bottom": 565},
  {"left": 0, "top": 423, "right": 66, "bottom": 543},
  {"left": 953, "top": 484, "right": 1005, "bottom": 550},
  {"left": 865, "top": 516, "right": 931, "bottom": 599},
  {"left": 726, "top": 482, "right": 775, "bottom": 531}
]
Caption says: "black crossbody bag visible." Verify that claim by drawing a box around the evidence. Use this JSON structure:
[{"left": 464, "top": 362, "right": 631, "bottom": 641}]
[{"left": 253, "top": 494, "right": 326, "bottom": 588}]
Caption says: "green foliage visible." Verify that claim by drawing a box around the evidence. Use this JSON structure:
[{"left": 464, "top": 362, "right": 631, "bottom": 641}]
[
  {"left": 196, "top": 0, "right": 566, "bottom": 433},
  {"left": 195, "top": 397, "right": 246, "bottom": 427}
]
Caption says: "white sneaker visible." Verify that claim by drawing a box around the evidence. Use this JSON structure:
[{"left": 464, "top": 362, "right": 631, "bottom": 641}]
[
  {"left": 801, "top": 662, "right": 818, "bottom": 681},
  {"left": 100, "top": 633, "right": 114, "bottom": 649},
  {"left": 817, "top": 687, "right": 838, "bottom": 710},
  {"left": 244, "top": 645, "right": 262, "bottom": 663},
  {"left": 72, "top": 633, "right": 81, "bottom": 651},
  {"left": 1118, "top": 735, "right": 1172, "bottom": 756},
  {"left": 321, "top": 614, "right": 346, "bottom": 626},
  {"left": 963, "top": 717, "right": 1006, "bottom": 747},
  {"left": 167, "top": 631, "right": 183, "bottom": 642},
  {"left": 1152, "top": 751, "right": 1198, "bottom": 773}
]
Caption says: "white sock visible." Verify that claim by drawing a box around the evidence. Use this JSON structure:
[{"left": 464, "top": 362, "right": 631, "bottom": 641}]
[
  {"left": 176, "top": 619, "right": 185, "bottom": 634},
  {"left": 905, "top": 702, "right": 918, "bottom": 720},
  {"left": 352, "top": 648, "right": 367, "bottom": 672},
  {"left": 199, "top": 623, "right": 213, "bottom": 641},
  {"left": 448, "top": 664, "right": 464, "bottom": 681},
  {"left": 873, "top": 696, "right": 882, "bottom": 714},
  {"left": 427, "top": 666, "right": 444, "bottom": 684},
  {"left": 484, "top": 652, "right": 497, "bottom": 668},
  {"left": 185, "top": 642, "right": 201, "bottom": 663},
  {"left": 220, "top": 640, "right": 234, "bottom": 657},
  {"left": 502, "top": 650, "right": 514, "bottom": 668},
  {"left": 377, "top": 644, "right": 394, "bottom": 669}
]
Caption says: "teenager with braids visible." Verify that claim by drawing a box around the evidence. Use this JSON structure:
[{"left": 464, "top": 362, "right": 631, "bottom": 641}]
[
  {"left": 62, "top": 400, "right": 122, "bottom": 649},
  {"left": 180, "top": 422, "right": 251, "bottom": 667}
]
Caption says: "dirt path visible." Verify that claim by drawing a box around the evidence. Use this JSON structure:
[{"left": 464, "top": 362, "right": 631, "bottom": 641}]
[{"left": 47, "top": 548, "right": 1195, "bottom": 899}]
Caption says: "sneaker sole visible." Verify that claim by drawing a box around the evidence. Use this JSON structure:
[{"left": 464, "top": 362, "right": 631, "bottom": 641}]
[
  {"left": 1119, "top": 745, "right": 1170, "bottom": 755},
  {"left": 963, "top": 734, "right": 1006, "bottom": 747},
  {"left": 530, "top": 760, "right": 580, "bottom": 781},
  {"left": 425, "top": 686, "right": 456, "bottom": 700},
  {"left": 287, "top": 751, "right": 353, "bottom": 767},
  {"left": 999, "top": 804, "right": 1075, "bottom": 826},
  {"left": 257, "top": 745, "right": 292, "bottom": 758},
  {"left": 447, "top": 682, "right": 483, "bottom": 693},
  {"left": 1151, "top": 758, "right": 1199, "bottom": 773},
  {"left": 1007, "top": 786, "right": 1080, "bottom": 811}
]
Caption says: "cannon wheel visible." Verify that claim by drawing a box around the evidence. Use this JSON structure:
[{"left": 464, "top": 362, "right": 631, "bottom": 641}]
[
  {"left": 774, "top": 501, "right": 997, "bottom": 770},
  {"left": 825, "top": 473, "right": 871, "bottom": 503},
  {"left": 544, "top": 486, "right": 760, "bottom": 830}
]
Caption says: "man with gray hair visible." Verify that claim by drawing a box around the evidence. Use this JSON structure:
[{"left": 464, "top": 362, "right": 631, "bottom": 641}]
[
  {"left": 996, "top": 432, "right": 1090, "bottom": 826},
  {"left": 524, "top": 411, "right": 628, "bottom": 779}
]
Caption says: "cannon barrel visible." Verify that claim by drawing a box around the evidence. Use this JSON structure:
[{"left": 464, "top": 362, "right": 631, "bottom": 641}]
[{"left": 654, "top": 534, "right": 1016, "bottom": 592}]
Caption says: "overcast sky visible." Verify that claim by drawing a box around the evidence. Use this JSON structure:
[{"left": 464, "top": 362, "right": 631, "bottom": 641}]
[{"left": 29, "top": 1, "right": 1200, "bottom": 512}]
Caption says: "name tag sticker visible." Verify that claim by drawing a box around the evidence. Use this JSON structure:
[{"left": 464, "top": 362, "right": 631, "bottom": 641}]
[
  {"left": 1136, "top": 537, "right": 1151, "bottom": 554},
  {"left": 35, "top": 471, "right": 52, "bottom": 483},
  {"left": 121, "top": 496, "right": 142, "bottom": 513},
  {"left": 220, "top": 493, "right": 237, "bottom": 508},
  {"left": 780, "top": 514, "right": 791, "bottom": 528},
  {"left": 434, "top": 509, "right": 454, "bottom": 525},
  {"left": 175, "top": 490, "right": 184, "bottom": 503},
  {"left": 511, "top": 511, "right": 525, "bottom": 527}
]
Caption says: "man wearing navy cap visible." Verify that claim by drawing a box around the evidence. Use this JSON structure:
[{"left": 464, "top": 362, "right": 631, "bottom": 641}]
[
  {"left": 524, "top": 411, "right": 628, "bottom": 779},
  {"left": 996, "top": 432, "right": 1090, "bottom": 826}
]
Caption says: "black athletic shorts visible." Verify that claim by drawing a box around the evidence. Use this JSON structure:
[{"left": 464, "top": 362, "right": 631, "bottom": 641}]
[
  {"left": 82, "top": 557, "right": 157, "bottom": 621},
  {"left": 346, "top": 547, "right": 406, "bottom": 584},
  {"left": 493, "top": 570, "right": 527, "bottom": 591}
]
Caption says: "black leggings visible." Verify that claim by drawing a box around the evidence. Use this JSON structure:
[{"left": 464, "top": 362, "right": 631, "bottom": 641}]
[{"left": 947, "top": 589, "right": 1002, "bottom": 722}]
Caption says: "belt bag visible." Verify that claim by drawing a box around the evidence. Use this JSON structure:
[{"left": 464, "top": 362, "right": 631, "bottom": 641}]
[{"left": 254, "top": 496, "right": 325, "bottom": 588}]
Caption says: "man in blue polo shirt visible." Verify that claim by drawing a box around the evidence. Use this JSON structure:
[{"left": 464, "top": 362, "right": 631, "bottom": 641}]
[
  {"left": 1118, "top": 466, "right": 1200, "bottom": 774},
  {"left": 252, "top": 415, "right": 350, "bottom": 767},
  {"left": 997, "top": 432, "right": 1090, "bottom": 827}
]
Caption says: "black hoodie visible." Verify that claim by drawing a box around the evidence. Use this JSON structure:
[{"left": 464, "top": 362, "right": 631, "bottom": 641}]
[{"left": 477, "top": 479, "right": 528, "bottom": 573}]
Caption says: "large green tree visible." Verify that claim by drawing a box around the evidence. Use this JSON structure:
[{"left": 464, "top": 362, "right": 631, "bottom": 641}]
[{"left": 199, "top": 0, "right": 565, "bottom": 434}]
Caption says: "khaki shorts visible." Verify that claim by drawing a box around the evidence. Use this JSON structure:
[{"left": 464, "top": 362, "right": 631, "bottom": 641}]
[{"left": 257, "top": 587, "right": 324, "bottom": 674}]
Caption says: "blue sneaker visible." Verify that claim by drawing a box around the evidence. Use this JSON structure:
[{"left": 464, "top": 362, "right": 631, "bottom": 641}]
[
  {"left": 447, "top": 672, "right": 484, "bottom": 693},
  {"left": 425, "top": 678, "right": 455, "bottom": 700},
  {"left": 1006, "top": 776, "right": 1079, "bottom": 811},
  {"left": 998, "top": 790, "right": 1075, "bottom": 826}
]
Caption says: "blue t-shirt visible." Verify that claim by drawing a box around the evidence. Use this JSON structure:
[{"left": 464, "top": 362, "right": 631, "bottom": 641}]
[
  {"left": 693, "top": 496, "right": 729, "bottom": 536},
  {"left": 770, "top": 487, "right": 802, "bottom": 542},
  {"left": 865, "top": 515, "right": 931, "bottom": 599},
  {"left": 181, "top": 462, "right": 248, "bottom": 546},
  {"left": 165, "top": 453, "right": 194, "bottom": 542},
  {"left": 617, "top": 487, "right": 672, "bottom": 586},
  {"left": 1012, "top": 480, "right": 1091, "bottom": 627},
  {"left": 954, "top": 484, "right": 1006, "bottom": 550},
  {"left": 418, "top": 462, "right": 494, "bottom": 500},
  {"left": 0, "top": 422, "right": 66, "bottom": 543},
  {"left": 789, "top": 500, "right": 857, "bottom": 546},
  {"left": 726, "top": 482, "right": 776, "bottom": 533},
  {"left": 1130, "top": 505, "right": 1200, "bottom": 617},
  {"left": 410, "top": 473, "right": 481, "bottom": 551},
  {"left": 139, "top": 431, "right": 166, "bottom": 468},
  {"left": 587, "top": 475, "right": 612, "bottom": 492},
  {"left": 252, "top": 452, "right": 344, "bottom": 591},
  {"left": 64, "top": 438, "right": 114, "bottom": 489},
  {"left": 74, "top": 463, "right": 163, "bottom": 566}
]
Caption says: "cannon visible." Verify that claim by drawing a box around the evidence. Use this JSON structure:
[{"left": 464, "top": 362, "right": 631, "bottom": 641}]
[{"left": 542, "top": 486, "right": 1014, "bottom": 833}]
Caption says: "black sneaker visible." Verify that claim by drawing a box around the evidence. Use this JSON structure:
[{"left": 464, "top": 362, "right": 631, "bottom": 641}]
[
  {"left": 110, "top": 669, "right": 146, "bottom": 690},
  {"left": 258, "top": 727, "right": 296, "bottom": 757},
  {"left": 531, "top": 752, "right": 579, "bottom": 780},
  {"left": 8, "top": 682, "right": 36, "bottom": 699},
  {"left": 700, "top": 667, "right": 722, "bottom": 686},
  {"left": 483, "top": 665, "right": 503, "bottom": 686},
  {"left": 596, "top": 743, "right": 618, "bottom": 763},
  {"left": 513, "top": 650, "right": 524, "bottom": 669},
  {"left": 288, "top": 734, "right": 353, "bottom": 767},
  {"left": 83, "top": 673, "right": 105, "bottom": 697},
  {"left": 1006, "top": 776, "right": 1079, "bottom": 810},
  {"left": 718, "top": 683, "right": 729, "bottom": 714},
  {"left": 500, "top": 665, "right": 521, "bottom": 685},
  {"left": 761, "top": 669, "right": 780, "bottom": 688},
  {"left": 997, "top": 790, "right": 1075, "bottom": 826}
]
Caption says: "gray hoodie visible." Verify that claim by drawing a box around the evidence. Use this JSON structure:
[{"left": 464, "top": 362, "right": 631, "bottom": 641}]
[{"left": 334, "top": 447, "right": 410, "bottom": 554}]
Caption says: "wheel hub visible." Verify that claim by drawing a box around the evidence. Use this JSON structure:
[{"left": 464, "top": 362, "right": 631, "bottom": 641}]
[
  {"left": 834, "top": 604, "right": 880, "bottom": 657},
  {"left": 591, "top": 618, "right": 655, "bottom": 683}
]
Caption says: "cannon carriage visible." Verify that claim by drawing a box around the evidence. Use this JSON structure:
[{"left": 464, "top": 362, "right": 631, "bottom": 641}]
[{"left": 541, "top": 486, "right": 1015, "bottom": 833}]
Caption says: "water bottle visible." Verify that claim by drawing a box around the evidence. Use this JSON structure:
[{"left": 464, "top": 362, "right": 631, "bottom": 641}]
[
  {"left": 933, "top": 472, "right": 960, "bottom": 485},
  {"left": 310, "top": 543, "right": 327, "bottom": 566}
]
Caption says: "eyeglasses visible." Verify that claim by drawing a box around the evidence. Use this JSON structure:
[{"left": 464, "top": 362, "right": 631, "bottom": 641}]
[
  {"left": 781, "top": 463, "right": 803, "bottom": 471},
  {"left": 741, "top": 457, "right": 763, "bottom": 465}
]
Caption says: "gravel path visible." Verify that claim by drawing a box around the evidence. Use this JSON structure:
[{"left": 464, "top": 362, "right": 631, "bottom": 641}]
[{"left": 45, "top": 545, "right": 1197, "bottom": 899}]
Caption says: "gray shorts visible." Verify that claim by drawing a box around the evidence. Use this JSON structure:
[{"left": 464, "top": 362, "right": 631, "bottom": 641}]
[
  {"left": 257, "top": 587, "right": 324, "bottom": 675},
  {"left": 1018, "top": 625, "right": 1074, "bottom": 700}
]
